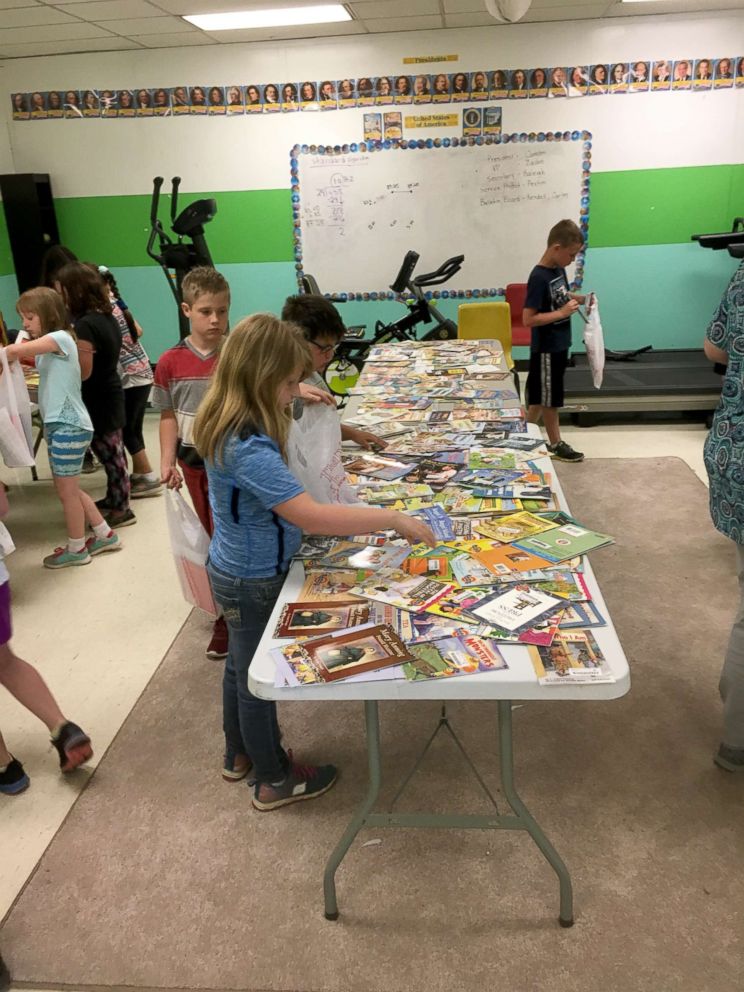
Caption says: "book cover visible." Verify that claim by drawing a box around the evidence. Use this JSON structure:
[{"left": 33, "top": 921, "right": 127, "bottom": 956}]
[
  {"left": 343, "top": 453, "right": 416, "bottom": 481},
  {"left": 302, "top": 622, "right": 416, "bottom": 682},
  {"left": 474, "top": 545, "right": 553, "bottom": 576},
  {"left": 404, "top": 634, "right": 508, "bottom": 680},
  {"left": 467, "top": 584, "right": 562, "bottom": 631},
  {"left": 401, "top": 553, "right": 453, "bottom": 580},
  {"left": 513, "top": 523, "right": 615, "bottom": 563},
  {"left": 557, "top": 601, "right": 607, "bottom": 628},
  {"left": 528, "top": 630, "right": 615, "bottom": 685},
  {"left": 299, "top": 569, "right": 368, "bottom": 602},
  {"left": 274, "top": 601, "right": 370, "bottom": 638},
  {"left": 474, "top": 511, "right": 559, "bottom": 544},
  {"left": 467, "top": 451, "right": 517, "bottom": 470},
  {"left": 351, "top": 571, "right": 454, "bottom": 613},
  {"left": 317, "top": 543, "right": 411, "bottom": 572}
]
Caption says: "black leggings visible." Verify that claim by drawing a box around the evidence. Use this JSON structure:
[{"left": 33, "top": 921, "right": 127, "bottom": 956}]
[{"left": 122, "top": 384, "right": 150, "bottom": 457}]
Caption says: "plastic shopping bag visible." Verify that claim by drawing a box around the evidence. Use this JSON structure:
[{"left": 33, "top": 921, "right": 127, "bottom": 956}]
[
  {"left": 287, "top": 401, "right": 359, "bottom": 505},
  {"left": 0, "top": 349, "right": 35, "bottom": 468},
  {"left": 165, "top": 489, "right": 218, "bottom": 617},
  {"left": 583, "top": 293, "right": 605, "bottom": 390}
]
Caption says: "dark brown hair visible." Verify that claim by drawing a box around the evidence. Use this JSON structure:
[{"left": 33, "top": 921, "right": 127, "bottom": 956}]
[
  {"left": 548, "top": 219, "right": 584, "bottom": 248},
  {"left": 55, "top": 262, "right": 112, "bottom": 318},
  {"left": 281, "top": 294, "right": 346, "bottom": 342}
]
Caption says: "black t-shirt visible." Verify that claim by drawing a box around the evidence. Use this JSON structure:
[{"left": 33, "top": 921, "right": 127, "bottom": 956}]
[
  {"left": 525, "top": 264, "right": 572, "bottom": 354},
  {"left": 74, "top": 311, "right": 125, "bottom": 434}
]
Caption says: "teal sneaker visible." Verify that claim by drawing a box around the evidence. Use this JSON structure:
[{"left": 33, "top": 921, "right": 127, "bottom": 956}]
[
  {"left": 43, "top": 546, "right": 91, "bottom": 569},
  {"left": 86, "top": 532, "right": 122, "bottom": 557}
]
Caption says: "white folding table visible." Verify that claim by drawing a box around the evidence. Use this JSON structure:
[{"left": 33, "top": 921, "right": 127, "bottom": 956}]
[{"left": 249, "top": 434, "right": 630, "bottom": 927}]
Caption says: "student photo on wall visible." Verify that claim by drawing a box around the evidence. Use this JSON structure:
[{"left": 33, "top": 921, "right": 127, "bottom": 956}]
[
  {"left": 529, "top": 67, "right": 548, "bottom": 97},
  {"left": 338, "top": 78, "right": 357, "bottom": 108},
  {"left": 432, "top": 73, "right": 451, "bottom": 102},
  {"left": 567, "top": 66, "right": 588, "bottom": 97},
  {"left": 509, "top": 68, "right": 528, "bottom": 98},
  {"left": 490, "top": 69, "right": 509, "bottom": 98},
  {"left": 64, "top": 90, "right": 82, "bottom": 118},
  {"left": 208, "top": 86, "right": 226, "bottom": 113},
  {"left": 281, "top": 83, "right": 299, "bottom": 111},
  {"left": 263, "top": 83, "right": 281, "bottom": 112},
  {"left": 357, "top": 77, "right": 374, "bottom": 105},
  {"left": 153, "top": 88, "right": 171, "bottom": 115},
  {"left": 30, "top": 91, "right": 47, "bottom": 118},
  {"left": 374, "top": 76, "right": 393, "bottom": 104},
  {"left": 609, "top": 63, "right": 629, "bottom": 92},
  {"left": 11, "top": 92, "right": 30, "bottom": 120},
  {"left": 652, "top": 59, "right": 672, "bottom": 89},
  {"left": 245, "top": 84, "right": 263, "bottom": 111},
  {"left": 118, "top": 89, "right": 135, "bottom": 116},
  {"left": 693, "top": 58, "right": 713, "bottom": 89},
  {"left": 713, "top": 58, "right": 734, "bottom": 87},
  {"left": 189, "top": 86, "right": 208, "bottom": 113},
  {"left": 394, "top": 75, "right": 413, "bottom": 104},
  {"left": 470, "top": 71, "right": 489, "bottom": 100},
  {"left": 548, "top": 67, "right": 568, "bottom": 97},
  {"left": 47, "top": 90, "right": 64, "bottom": 117},
  {"left": 588, "top": 64, "right": 608, "bottom": 94},
  {"left": 629, "top": 61, "right": 650, "bottom": 91},
  {"left": 413, "top": 74, "right": 431, "bottom": 104},
  {"left": 226, "top": 85, "right": 243, "bottom": 114},
  {"left": 451, "top": 72, "right": 470, "bottom": 101},
  {"left": 319, "top": 80, "right": 337, "bottom": 108},
  {"left": 136, "top": 88, "right": 154, "bottom": 116},
  {"left": 672, "top": 59, "right": 692, "bottom": 88}
]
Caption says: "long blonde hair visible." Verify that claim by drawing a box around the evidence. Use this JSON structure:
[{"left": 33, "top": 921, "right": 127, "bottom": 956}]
[
  {"left": 16, "top": 286, "right": 76, "bottom": 339},
  {"left": 194, "top": 313, "right": 312, "bottom": 463}
]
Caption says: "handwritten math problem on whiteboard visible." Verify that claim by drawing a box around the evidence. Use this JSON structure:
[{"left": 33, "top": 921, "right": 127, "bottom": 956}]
[{"left": 294, "top": 135, "right": 590, "bottom": 298}]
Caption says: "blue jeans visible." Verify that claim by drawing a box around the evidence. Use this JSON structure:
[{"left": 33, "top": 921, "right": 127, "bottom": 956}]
[{"left": 207, "top": 562, "right": 289, "bottom": 783}]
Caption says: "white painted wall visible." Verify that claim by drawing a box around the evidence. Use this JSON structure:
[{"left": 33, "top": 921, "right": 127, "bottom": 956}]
[{"left": 1, "top": 11, "right": 743, "bottom": 197}]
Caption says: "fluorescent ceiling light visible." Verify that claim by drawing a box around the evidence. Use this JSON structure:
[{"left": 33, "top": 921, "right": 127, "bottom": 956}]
[
  {"left": 621, "top": 0, "right": 674, "bottom": 3},
  {"left": 184, "top": 4, "right": 351, "bottom": 30}
]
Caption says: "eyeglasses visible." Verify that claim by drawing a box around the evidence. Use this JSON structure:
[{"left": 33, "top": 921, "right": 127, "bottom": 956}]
[{"left": 309, "top": 340, "right": 338, "bottom": 355}]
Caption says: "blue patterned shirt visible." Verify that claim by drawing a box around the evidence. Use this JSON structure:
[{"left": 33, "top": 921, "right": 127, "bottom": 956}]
[{"left": 704, "top": 261, "right": 744, "bottom": 542}]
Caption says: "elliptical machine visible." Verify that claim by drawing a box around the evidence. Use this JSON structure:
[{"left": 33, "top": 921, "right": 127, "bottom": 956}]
[{"left": 146, "top": 176, "right": 217, "bottom": 339}]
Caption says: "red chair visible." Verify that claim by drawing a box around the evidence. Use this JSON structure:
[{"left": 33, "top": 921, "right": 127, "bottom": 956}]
[{"left": 505, "top": 283, "right": 531, "bottom": 348}]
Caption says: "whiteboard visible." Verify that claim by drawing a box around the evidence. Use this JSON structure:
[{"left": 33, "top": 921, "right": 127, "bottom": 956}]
[{"left": 292, "top": 135, "right": 590, "bottom": 299}]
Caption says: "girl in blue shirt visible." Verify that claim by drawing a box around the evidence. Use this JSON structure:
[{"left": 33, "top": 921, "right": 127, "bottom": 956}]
[
  {"left": 5, "top": 288, "right": 120, "bottom": 568},
  {"left": 194, "top": 313, "right": 435, "bottom": 811}
]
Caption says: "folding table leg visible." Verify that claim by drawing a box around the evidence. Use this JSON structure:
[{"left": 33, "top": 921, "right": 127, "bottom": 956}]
[
  {"left": 497, "top": 699, "right": 574, "bottom": 927},
  {"left": 323, "top": 699, "right": 382, "bottom": 920}
]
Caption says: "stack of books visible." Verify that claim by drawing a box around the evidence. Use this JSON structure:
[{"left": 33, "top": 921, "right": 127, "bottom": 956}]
[{"left": 271, "top": 340, "right": 615, "bottom": 688}]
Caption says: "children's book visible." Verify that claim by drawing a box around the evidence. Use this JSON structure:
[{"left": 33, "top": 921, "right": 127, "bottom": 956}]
[
  {"left": 315, "top": 542, "right": 410, "bottom": 572},
  {"left": 274, "top": 622, "right": 415, "bottom": 684},
  {"left": 403, "top": 634, "right": 508, "bottom": 681},
  {"left": 423, "top": 584, "right": 493, "bottom": 623},
  {"left": 556, "top": 601, "right": 607, "bottom": 628},
  {"left": 466, "top": 583, "right": 562, "bottom": 631},
  {"left": 343, "top": 453, "right": 416, "bottom": 481},
  {"left": 496, "top": 434, "right": 548, "bottom": 451},
  {"left": 473, "top": 511, "right": 559, "bottom": 544},
  {"left": 467, "top": 451, "right": 517, "bottom": 470},
  {"left": 473, "top": 545, "right": 553, "bottom": 576},
  {"left": 513, "top": 523, "right": 614, "bottom": 563},
  {"left": 454, "top": 469, "right": 525, "bottom": 489},
  {"left": 528, "top": 630, "right": 615, "bottom": 685},
  {"left": 274, "top": 601, "right": 370, "bottom": 638},
  {"left": 410, "top": 504, "right": 455, "bottom": 540},
  {"left": 402, "top": 459, "right": 461, "bottom": 491},
  {"left": 529, "top": 572, "right": 591, "bottom": 601},
  {"left": 299, "top": 569, "right": 368, "bottom": 602},
  {"left": 355, "top": 483, "right": 434, "bottom": 504},
  {"left": 401, "top": 553, "right": 454, "bottom": 580},
  {"left": 450, "top": 553, "right": 497, "bottom": 587},
  {"left": 350, "top": 570, "right": 454, "bottom": 613}
]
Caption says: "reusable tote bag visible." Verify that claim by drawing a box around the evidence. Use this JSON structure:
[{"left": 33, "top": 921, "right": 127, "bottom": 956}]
[
  {"left": 165, "top": 489, "right": 218, "bottom": 617},
  {"left": 287, "top": 401, "right": 359, "bottom": 505},
  {"left": 0, "top": 350, "right": 35, "bottom": 468},
  {"left": 583, "top": 293, "right": 605, "bottom": 390}
]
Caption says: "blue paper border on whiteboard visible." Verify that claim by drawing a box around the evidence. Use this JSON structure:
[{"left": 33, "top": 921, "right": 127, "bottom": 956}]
[{"left": 290, "top": 130, "right": 592, "bottom": 301}]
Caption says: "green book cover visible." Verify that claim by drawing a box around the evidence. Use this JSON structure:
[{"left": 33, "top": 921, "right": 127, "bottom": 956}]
[{"left": 513, "top": 523, "right": 614, "bottom": 563}]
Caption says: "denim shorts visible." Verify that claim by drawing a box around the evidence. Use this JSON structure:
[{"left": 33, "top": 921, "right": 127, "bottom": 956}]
[{"left": 45, "top": 422, "right": 94, "bottom": 478}]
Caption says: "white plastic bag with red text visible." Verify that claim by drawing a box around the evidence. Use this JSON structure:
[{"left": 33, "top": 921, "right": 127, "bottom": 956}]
[
  {"left": 287, "top": 402, "right": 359, "bottom": 505},
  {"left": 165, "top": 489, "right": 218, "bottom": 617}
]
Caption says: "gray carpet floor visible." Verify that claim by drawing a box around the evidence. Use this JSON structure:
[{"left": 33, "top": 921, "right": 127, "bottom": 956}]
[{"left": 2, "top": 457, "right": 743, "bottom": 992}]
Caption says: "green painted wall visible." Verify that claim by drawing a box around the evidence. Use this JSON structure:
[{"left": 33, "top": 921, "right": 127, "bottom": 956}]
[{"left": 0, "top": 212, "right": 12, "bottom": 277}]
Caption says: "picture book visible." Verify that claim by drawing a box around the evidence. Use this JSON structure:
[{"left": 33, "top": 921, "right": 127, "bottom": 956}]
[
  {"left": 411, "top": 504, "right": 455, "bottom": 540},
  {"left": 342, "top": 453, "right": 416, "bottom": 481},
  {"left": 403, "top": 634, "right": 508, "bottom": 681},
  {"left": 274, "top": 601, "right": 370, "bottom": 638},
  {"left": 346, "top": 545, "right": 412, "bottom": 571},
  {"left": 355, "top": 483, "right": 434, "bottom": 504},
  {"left": 473, "top": 511, "right": 559, "bottom": 544},
  {"left": 273, "top": 622, "right": 414, "bottom": 685},
  {"left": 423, "top": 585, "right": 493, "bottom": 623},
  {"left": 292, "top": 536, "right": 338, "bottom": 560},
  {"left": 350, "top": 571, "right": 454, "bottom": 613},
  {"left": 513, "top": 523, "right": 615, "bottom": 563},
  {"left": 528, "top": 630, "right": 615, "bottom": 685},
  {"left": 402, "top": 459, "right": 461, "bottom": 490},
  {"left": 299, "top": 569, "right": 368, "bottom": 602},
  {"left": 496, "top": 434, "right": 548, "bottom": 452},
  {"left": 529, "top": 572, "right": 591, "bottom": 601},
  {"left": 556, "top": 601, "right": 607, "bottom": 628},
  {"left": 401, "top": 553, "right": 453, "bottom": 580},
  {"left": 473, "top": 545, "right": 553, "bottom": 576},
  {"left": 450, "top": 553, "right": 497, "bottom": 588},
  {"left": 466, "top": 584, "right": 562, "bottom": 631},
  {"left": 467, "top": 451, "right": 517, "bottom": 470}
]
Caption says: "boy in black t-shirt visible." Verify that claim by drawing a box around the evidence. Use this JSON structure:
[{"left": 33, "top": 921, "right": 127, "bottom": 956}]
[{"left": 523, "top": 219, "right": 588, "bottom": 463}]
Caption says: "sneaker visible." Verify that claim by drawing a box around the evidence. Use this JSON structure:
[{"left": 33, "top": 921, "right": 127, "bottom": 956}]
[
  {"left": 548, "top": 441, "right": 585, "bottom": 463},
  {"left": 130, "top": 477, "right": 163, "bottom": 499},
  {"left": 206, "top": 617, "right": 229, "bottom": 660},
  {"left": 714, "top": 743, "right": 744, "bottom": 772},
  {"left": 86, "top": 531, "right": 122, "bottom": 557},
  {"left": 0, "top": 756, "right": 30, "bottom": 796},
  {"left": 82, "top": 453, "right": 99, "bottom": 474},
  {"left": 253, "top": 760, "right": 338, "bottom": 811},
  {"left": 104, "top": 507, "right": 137, "bottom": 529},
  {"left": 51, "top": 721, "right": 93, "bottom": 773},
  {"left": 222, "top": 753, "right": 254, "bottom": 783},
  {"left": 43, "top": 546, "right": 91, "bottom": 569}
]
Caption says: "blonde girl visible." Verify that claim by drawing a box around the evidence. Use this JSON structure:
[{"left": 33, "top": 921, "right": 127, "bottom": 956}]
[
  {"left": 195, "top": 314, "right": 435, "bottom": 811},
  {"left": 5, "top": 288, "right": 120, "bottom": 568}
]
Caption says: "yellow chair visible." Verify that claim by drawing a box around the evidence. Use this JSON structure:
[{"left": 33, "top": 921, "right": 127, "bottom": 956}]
[{"left": 457, "top": 301, "right": 514, "bottom": 370}]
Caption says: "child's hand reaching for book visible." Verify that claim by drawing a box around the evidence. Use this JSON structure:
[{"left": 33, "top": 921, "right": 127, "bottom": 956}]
[
  {"left": 391, "top": 513, "right": 436, "bottom": 547},
  {"left": 298, "top": 383, "right": 336, "bottom": 407}
]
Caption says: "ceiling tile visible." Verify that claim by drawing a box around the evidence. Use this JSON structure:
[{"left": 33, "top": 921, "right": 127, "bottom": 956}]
[
  {"left": 94, "top": 14, "right": 197, "bottom": 32},
  {"left": 362, "top": 14, "right": 444, "bottom": 31},
  {"left": 0, "top": 6, "right": 80, "bottom": 26},
  {"left": 349, "top": 0, "right": 440, "bottom": 16},
  {"left": 56, "top": 0, "right": 166, "bottom": 20},
  {"left": 0, "top": 20, "right": 114, "bottom": 41},
  {"left": 130, "top": 30, "right": 216, "bottom": 45},
  {"left": 522, "top": 3, "right": 609, "bottom": 20},
  {"left": 200, "top": 20, "right": 367, "bottom": 41},
  {"left": 445, "top": 11, "right": 503, "bottom": 26},
  {"left": 0, "top": 36, "right": 143, "bottom": 57},
  {"left": 531, "top": 0, "right": 610, "bottom": 7},
  {"left": 442, "top": 0, "right": 488, "bottom": 11}
]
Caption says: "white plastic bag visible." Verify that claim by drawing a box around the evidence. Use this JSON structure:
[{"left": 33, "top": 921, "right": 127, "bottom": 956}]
[
  {"left": 165, "top": 489, "right": 218, "bottom": 617},
  {"left": 0, "top": 349, "right": 35, "bottom": 468},
  {"left": 583, "top": 294, "right": 605, "bottom": 390},
  {"left": 287, "top": 402, "right": 359, "bottom": 505}
]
